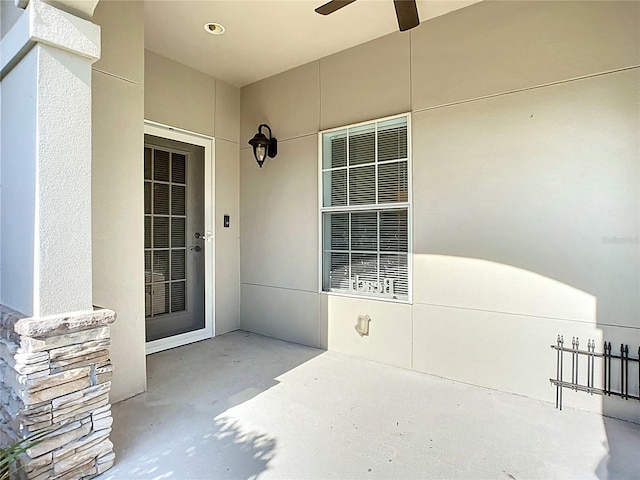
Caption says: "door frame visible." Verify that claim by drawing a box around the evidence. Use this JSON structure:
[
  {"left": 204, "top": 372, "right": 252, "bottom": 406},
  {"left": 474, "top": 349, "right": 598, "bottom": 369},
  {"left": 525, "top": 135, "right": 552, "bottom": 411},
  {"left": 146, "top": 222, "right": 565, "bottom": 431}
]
[{"left": 144, "top": 120, "right": 215, "bottom": 354}]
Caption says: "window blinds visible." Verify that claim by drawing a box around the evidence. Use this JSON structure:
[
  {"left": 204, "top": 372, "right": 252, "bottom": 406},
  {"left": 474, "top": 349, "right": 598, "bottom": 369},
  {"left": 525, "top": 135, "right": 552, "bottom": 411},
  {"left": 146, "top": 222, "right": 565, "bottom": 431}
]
[{"left": 321, "top": 115, "right": 410, "bottom": 301}]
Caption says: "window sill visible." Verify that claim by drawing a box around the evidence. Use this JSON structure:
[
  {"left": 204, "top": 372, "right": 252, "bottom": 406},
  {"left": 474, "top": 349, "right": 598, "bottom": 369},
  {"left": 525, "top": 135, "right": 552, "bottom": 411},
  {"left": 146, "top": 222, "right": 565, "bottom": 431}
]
[{"left": 320, "top": 290, "right": 412, "bottom": 305}]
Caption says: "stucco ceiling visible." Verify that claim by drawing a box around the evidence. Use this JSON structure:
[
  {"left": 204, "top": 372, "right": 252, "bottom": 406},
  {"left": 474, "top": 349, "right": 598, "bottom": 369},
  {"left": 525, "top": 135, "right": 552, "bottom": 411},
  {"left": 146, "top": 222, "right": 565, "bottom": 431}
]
[{"left": 144, "top": 0, "right": 481, "bottom": 87}]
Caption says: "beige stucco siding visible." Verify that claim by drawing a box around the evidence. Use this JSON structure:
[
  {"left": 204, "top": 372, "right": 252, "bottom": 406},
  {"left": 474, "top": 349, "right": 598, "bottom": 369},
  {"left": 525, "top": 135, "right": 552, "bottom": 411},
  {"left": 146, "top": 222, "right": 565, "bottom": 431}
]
[
  {"left": 92, "top": 3, "right": 241, "bottom": 401},
  {"left": 144, "top": 51, "right": 241, "bottom": 336},
  {"left": 92, "top": 0, "right": 146, "bottom": 403},
  {"left": 240, "top": 0, "right": 640, "bottom": 422}
]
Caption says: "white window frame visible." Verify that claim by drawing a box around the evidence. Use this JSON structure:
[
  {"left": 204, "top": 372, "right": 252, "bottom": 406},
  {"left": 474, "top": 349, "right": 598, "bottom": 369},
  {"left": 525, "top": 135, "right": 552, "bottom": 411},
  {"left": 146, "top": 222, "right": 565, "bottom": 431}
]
[{"left": 318, "top": 113, "right": 413, "bottom": 304}]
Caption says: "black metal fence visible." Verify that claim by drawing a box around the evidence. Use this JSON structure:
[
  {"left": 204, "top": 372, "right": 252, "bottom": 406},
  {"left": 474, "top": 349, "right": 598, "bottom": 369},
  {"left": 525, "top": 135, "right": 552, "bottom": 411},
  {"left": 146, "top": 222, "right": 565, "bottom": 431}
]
[{"left": 550, "top": 335, "right": 640, "bottom": 410}]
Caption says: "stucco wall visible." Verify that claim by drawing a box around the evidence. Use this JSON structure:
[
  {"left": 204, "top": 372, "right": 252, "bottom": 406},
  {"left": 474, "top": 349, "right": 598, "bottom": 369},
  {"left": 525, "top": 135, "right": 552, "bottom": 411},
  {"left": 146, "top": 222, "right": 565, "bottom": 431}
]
[
  {"left": 240, "top": 1, "right": 640, "bottom": 422},
  {"left": 144, "top": 49, "right": 241, "bottom": 337},
  {"left": 91, "top": 4, "right": 241, "bottom": 402},
  {"left": 92, "top": 0, "right": 146, "bottom": 403}
]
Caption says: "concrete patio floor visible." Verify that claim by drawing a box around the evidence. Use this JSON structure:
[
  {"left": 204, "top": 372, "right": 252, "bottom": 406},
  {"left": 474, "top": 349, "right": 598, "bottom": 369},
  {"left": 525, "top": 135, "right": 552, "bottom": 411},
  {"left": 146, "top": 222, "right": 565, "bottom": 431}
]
[{"left": 98, "top": 331, "right": 640, "bottom": 480}]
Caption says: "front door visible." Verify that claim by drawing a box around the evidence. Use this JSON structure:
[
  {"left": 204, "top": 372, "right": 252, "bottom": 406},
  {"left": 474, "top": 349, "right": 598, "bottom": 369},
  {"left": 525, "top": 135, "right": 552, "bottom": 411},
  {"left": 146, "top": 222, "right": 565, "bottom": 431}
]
[{"left": 144, "top": 133, "right": 207, "bottom": 346}]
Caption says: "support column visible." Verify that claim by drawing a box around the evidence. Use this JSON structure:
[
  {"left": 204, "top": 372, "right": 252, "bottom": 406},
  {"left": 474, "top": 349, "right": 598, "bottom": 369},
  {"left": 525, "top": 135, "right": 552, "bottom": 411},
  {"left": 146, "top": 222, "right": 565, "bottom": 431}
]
[
  {"left": 0, "top": 1, "right": 117, "bottom": 478},
  {"left": 1, "top": 0, "right": 99, "bottom": 317}
]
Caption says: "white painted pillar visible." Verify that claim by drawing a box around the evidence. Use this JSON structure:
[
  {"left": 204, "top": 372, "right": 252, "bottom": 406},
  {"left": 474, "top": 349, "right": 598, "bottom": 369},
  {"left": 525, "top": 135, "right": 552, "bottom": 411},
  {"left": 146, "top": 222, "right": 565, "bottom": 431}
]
[{"left": 0, "top": 0, "right": 100, "bottom": 317}]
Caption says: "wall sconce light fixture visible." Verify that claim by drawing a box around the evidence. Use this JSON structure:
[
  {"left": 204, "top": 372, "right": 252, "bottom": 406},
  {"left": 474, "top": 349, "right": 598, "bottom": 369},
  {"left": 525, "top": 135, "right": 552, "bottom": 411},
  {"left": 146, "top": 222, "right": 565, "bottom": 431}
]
[{"left": 248, "top": 124, "right": 277, "bottom": 168}]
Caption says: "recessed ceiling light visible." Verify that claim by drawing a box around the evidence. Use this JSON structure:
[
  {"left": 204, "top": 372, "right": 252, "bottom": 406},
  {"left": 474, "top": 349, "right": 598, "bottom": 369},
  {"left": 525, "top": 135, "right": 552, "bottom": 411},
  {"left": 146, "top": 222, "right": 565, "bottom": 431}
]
[{"left": 204, "top": 23, "right": 225, "bottom": 35}]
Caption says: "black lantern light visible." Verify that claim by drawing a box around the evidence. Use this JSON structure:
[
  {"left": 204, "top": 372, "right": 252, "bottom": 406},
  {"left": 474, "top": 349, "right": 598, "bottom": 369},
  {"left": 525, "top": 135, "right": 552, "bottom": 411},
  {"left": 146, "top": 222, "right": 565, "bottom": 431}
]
[{"left": 248, "top": 124, "right": 277, "bottom": 168}]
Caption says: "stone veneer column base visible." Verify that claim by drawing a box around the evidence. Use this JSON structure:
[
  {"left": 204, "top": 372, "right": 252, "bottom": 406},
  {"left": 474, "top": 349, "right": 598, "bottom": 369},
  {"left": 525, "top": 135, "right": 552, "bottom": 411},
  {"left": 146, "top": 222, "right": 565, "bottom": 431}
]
[{"left": 0, "top": 306, "right": 117, "bottom": 479}]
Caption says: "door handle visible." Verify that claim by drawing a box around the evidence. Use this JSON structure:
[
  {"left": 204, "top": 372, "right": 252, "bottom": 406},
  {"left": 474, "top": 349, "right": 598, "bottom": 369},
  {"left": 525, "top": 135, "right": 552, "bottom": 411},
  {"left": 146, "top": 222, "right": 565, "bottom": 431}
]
[{"left": 196, "top": 231, "right": 213, "bottom": 242}]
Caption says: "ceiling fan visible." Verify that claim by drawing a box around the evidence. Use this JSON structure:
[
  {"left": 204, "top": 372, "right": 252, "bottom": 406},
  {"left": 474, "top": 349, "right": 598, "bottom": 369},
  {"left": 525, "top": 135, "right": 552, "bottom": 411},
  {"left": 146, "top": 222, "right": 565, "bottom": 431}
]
[{"left": 315, "top": 0, "right": 420, "bottom": 32}]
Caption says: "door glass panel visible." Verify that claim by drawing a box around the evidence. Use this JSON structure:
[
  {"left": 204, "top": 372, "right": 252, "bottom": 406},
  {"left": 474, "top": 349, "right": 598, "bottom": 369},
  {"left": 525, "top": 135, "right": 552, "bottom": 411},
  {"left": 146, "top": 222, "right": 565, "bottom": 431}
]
[
  {"left": 171, "top": 218, "right": 186, "bottom": 248},
  {"left": 144, "top": 285, "right": 151, "bottom": 317},
  {"left": 144, "top": 217, "right": 151, "bottom": 249},
  {"left": 152, "top": 250, "right": 169, "bottom": 280},
  {"left": 154, "top": 184, "right": 170, "bottom": 215},
  {"left": 171, "top": 250, "right": 185, "bottom": 281},
  {"left": 144, "top": 183, "right": 151, "bottom": 214},
  {"left": 172, "top": 153, "right": 186, "bottom": 184},
  {"left": 144, "top": 148, "right": 152, "bottom": 180},
  {"left": 153, "top": 150, "right": 170, "bottom": 181},
  {"left": 171, "top": 185, "right": 186, "bottom": 216},
  {"left": 153, "top": 217, "right": 169, "bottom": 248},
  {"left": 171, "top": 281, "right": 186, "bottom": 313},
  {"left": 152, "top": 283, "right": 169, "bottom": 315}
]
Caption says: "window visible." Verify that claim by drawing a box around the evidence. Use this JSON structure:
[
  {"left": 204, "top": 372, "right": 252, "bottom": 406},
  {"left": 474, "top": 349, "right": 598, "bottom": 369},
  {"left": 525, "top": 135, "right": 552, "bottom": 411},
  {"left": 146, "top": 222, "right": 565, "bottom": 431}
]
[{"left": 320, "top": 115, "right": 410, "bottom": 301}]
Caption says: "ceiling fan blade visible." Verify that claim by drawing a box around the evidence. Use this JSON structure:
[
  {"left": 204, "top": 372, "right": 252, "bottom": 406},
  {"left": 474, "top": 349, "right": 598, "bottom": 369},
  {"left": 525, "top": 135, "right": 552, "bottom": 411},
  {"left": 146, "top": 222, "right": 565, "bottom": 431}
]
[
  {"left": 393, "top": 0, "right": 420, "bottom": 31},
  {"left": 315, "top": 0, "right": 357, "bottom": 16}
]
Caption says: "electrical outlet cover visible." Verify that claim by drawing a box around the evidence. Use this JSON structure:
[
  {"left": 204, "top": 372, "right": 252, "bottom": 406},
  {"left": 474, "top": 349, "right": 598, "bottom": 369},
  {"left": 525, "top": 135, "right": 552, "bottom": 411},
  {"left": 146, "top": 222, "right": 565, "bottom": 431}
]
[{"left": 355, "top": 315, "right": 371, "bottom": 337}]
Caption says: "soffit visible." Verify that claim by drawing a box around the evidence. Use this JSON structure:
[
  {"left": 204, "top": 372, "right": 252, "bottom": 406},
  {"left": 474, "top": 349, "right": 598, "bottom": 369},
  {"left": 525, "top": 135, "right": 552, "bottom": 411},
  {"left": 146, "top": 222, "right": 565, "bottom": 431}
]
[{"left": 144, "top": 0, "right": 482, "bottom": 87}]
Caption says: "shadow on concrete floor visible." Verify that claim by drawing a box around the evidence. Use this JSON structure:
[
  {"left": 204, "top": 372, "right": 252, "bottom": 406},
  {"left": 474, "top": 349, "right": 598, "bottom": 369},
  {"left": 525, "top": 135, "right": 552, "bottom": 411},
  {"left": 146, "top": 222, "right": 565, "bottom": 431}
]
[
  {"left": 99, "top": 331, "right": 320, "bottom": 480},
  {"left": 99, "top": 330, "right": 640, "bottom": 480}
]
